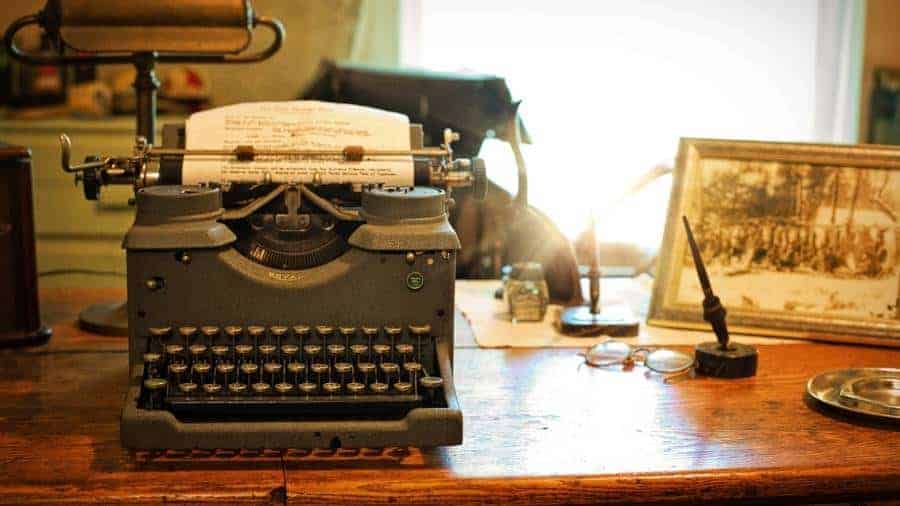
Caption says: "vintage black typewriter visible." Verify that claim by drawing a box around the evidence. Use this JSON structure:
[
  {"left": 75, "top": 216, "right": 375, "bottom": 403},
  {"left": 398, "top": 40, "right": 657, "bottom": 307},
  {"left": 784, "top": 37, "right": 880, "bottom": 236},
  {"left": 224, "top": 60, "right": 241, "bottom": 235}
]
[{"left": 6, "top": 0, "right": 486, "bottom": 450}]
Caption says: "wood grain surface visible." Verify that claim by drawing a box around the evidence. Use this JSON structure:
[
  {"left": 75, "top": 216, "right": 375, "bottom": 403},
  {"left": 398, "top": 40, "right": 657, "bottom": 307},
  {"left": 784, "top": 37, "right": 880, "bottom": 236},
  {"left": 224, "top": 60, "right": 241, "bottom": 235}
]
[{"left": 0, "top": 287, "right": 898, "bottom": 505}]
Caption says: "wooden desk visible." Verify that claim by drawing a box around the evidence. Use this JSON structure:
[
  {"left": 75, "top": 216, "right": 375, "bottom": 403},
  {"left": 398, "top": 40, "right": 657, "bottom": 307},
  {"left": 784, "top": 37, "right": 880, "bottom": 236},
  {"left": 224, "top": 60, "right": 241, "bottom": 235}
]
[{"left": 0, "top": 287, "right": 898, "bottom": 504}]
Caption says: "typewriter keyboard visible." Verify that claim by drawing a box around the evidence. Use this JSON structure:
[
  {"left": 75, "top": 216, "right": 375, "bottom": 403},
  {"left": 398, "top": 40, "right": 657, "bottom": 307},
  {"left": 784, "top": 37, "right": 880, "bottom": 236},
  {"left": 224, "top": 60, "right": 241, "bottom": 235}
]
[{"left": 138, "top": 324, "right": 445, "bottom": 418}]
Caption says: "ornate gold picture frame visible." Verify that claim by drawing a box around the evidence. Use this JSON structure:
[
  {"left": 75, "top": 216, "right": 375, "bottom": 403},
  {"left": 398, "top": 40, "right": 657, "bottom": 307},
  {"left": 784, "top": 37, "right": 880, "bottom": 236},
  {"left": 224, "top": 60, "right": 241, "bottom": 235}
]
[{"left": 649, "top": 138, "right": 900, "bottom": 347}]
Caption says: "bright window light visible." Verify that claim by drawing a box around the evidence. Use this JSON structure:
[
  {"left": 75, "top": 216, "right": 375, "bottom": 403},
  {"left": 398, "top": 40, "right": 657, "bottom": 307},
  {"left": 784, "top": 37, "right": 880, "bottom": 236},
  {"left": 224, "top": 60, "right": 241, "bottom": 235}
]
[{"left": 402, "top": 0, "right": 824, "bottom": 250}]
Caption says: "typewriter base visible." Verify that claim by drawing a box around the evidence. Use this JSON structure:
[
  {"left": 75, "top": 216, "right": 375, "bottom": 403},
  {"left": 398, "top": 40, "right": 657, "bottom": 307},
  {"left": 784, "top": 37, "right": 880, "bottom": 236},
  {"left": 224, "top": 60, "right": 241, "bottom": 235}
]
[{"left": 121, "top": 339, "right": 463, "bottom": 450}]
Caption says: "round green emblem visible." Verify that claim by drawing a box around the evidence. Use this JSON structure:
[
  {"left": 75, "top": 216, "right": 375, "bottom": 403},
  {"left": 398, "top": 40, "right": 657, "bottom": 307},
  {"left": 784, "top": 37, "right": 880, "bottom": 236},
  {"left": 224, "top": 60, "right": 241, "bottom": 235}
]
[{"left": 406, "top": 271, "right": 424, "bottom": 291}]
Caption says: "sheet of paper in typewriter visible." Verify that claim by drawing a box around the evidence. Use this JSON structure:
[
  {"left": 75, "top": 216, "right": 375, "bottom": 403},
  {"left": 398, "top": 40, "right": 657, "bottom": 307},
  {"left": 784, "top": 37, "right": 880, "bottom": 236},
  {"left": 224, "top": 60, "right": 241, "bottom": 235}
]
[{"left": 182, "top": 100, "right": 414, "bottom": 186}]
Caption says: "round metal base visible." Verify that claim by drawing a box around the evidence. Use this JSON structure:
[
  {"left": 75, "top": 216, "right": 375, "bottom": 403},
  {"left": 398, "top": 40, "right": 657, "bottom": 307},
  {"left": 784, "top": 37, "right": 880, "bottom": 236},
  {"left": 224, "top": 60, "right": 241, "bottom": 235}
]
[
  {"left": 559, "top": 304, "right": 639, "bottom": 337},
  {"left": 695, "top": 341, "right": 758, "bottom": 378},
  {"left": 79, "top": 300, "right": 129, "bottom": 336},
  {"left": 0, "top": 325, "right": 52, "bottom": 348}
]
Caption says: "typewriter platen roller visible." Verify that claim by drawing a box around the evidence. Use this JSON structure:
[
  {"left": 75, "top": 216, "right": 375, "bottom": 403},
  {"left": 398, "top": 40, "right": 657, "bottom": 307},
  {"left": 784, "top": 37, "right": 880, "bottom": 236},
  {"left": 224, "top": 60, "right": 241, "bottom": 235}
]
[{"left": 60, "top": 119, "right": 484, "bottom": 450}]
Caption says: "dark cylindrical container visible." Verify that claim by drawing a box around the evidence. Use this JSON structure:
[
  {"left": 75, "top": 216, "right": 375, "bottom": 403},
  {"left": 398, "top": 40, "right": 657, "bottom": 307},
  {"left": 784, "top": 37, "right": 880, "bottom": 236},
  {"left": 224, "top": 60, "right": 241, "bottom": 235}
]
[{"left": 0, "top": 143, "right": 51, "bottom": 346}]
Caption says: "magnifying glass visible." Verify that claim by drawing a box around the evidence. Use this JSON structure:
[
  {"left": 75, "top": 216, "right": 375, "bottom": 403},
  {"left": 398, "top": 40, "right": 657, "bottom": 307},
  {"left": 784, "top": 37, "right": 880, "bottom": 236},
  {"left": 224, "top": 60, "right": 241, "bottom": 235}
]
[{"left": 584, "top": 341, "right": 695, "bottom": 374}]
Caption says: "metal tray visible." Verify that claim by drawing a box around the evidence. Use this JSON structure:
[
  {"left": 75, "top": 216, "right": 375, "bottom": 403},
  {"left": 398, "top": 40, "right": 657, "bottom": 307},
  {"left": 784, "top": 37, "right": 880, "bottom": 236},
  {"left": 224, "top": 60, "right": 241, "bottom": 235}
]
[{"left": 807, "top": 368, "right": 900, "bottom": 421}]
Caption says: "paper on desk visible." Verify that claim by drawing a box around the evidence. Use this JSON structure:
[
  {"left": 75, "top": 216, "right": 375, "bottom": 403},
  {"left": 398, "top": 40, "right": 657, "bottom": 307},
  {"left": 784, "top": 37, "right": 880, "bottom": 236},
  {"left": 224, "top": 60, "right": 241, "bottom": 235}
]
[
  {"left": 456, "top": 279, "right": 799, "bottom": 348},
  {"left": 182, "top": 100, "right": 414, "bottom": 186}
]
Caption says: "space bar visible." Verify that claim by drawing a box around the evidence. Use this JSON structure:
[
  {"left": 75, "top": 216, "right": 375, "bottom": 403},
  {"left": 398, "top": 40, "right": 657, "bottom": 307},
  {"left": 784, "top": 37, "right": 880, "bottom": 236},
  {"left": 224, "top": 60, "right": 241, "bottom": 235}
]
[{"left": 166, "top": 394, "right": 423, "bottom": 419}]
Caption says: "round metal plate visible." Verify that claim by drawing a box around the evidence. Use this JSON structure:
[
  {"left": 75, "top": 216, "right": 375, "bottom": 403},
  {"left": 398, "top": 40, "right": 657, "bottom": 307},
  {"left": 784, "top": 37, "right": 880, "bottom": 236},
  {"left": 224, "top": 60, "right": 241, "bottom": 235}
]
[
  {"left": 645, "top": 349, "right": 694, "bottom": 374},
  {"left": 807, "top": 368, "right": 900, "bottom": 421},
  {"left": 584, "top": 341, "right": 632, "bottom": 367}
]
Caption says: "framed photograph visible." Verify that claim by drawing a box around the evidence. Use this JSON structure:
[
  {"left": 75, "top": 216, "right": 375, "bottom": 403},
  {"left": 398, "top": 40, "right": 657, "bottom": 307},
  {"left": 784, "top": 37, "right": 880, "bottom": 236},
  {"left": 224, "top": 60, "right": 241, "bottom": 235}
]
[{"left": 649, "top": 138, "right": 900, "bottom": 347}]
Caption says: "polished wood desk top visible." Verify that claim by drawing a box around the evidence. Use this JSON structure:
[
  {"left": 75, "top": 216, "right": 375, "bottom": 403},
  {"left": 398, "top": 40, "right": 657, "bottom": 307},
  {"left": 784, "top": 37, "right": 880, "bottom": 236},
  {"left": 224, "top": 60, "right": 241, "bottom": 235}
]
[{"left": 0, "top": 286, "right": 898, "bottom": 505}]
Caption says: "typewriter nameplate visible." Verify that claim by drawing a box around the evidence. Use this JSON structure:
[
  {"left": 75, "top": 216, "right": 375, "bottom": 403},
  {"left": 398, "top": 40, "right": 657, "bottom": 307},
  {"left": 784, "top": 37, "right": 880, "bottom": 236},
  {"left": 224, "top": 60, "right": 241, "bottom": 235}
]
[{"left": 268, "top": 271, "right": 301, "bottom": 282}]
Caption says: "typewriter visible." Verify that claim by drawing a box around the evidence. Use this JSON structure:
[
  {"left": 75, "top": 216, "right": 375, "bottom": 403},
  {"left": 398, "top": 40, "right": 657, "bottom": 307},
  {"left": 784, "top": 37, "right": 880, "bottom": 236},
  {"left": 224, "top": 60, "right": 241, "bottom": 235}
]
[{"left": 6, "top": 1, "right": 485, "bottom": 450}]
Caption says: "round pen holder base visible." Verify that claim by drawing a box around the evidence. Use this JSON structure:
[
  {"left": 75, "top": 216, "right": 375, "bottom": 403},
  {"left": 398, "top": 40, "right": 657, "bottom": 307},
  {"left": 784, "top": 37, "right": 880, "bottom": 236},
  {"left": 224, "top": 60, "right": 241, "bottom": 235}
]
[
  {"left": 559, "top": 304, "right": 640, "bottom": 337},
  {"left": 695, "top": 341, "right": 758, "bottom": 378}
]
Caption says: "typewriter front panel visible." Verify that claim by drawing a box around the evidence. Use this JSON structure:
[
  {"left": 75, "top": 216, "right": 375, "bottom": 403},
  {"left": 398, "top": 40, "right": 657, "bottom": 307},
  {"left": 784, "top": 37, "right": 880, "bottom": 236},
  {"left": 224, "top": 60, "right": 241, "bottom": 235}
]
[{"left": 121, "top": 187, "right": 462, "bottom": 449}]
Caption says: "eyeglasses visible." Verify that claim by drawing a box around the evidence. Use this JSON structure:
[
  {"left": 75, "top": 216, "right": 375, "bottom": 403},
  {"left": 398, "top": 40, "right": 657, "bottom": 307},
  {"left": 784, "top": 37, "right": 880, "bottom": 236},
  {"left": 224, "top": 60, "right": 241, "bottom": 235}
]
[{"left": 583, "top": 340, "right": 694, "bottom": 375}]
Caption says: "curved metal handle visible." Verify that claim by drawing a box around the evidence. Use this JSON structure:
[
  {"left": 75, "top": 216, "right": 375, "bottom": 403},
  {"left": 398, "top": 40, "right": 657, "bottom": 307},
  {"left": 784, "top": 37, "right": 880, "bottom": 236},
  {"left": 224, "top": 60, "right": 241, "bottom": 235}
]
[
  {"left": 59, "top": 134, "right": 106, "bottom": 173},
  {"left": 4, "top": 13, "right": 284, "bottom": 66}
]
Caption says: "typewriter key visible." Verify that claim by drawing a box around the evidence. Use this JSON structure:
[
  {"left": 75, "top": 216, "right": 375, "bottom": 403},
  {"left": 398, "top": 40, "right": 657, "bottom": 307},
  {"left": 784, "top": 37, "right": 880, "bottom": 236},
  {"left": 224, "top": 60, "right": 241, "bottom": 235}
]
[
  {"left": 179, "top": 382, "right": 198, "bottom": 394},
  {"left": 362, "top": 326, "right": 379, "bottom": 337},
  {"left": 179, "top": 326, "right": 198, "bottom": 336},
  {"left": 270, "top": 326, "right": 288, "bottom": 337},
  {"left": 339, "top": 326, "right": 356, "bottom": 337},
  {"left": 143, "top": 377, "right": 168, "bottom": 409},
  {"left": 334, "top": 362, "right": 353, "bottom": 374},
  {"left": 143, "top": 352, "right": 162, "bottom": 364},
  {"left": 216, "top": 362, "right": 235, "bottom": 375},
  {"left": 252, "top": 382, "right": 271, "bottom": 393},
  {"left": 144, "top": 378, "right": 169, "bottom": 409},
  {"left": 357, "top": 362, "right": 376, "bottom": 374},
  {"left": 225, "top": 326, "right": 242, "bottom": 349},
  {"left": 292, "top": 325, "right": 311, "bottom": 337},
  {"left": 373, "top": 344, "right": 391, "bottom": 357},
  {"left": 281, "top": 344, "right": 299, "bottom": 356},
  {"left": 316, "top": 325, "right": 334, "bottom": 336},
  {"left": 396, "top": 343, "right": 414, "bottom": 355},
  {"left": 370, "top": 382, "right": 389, "bottom": 393},
  {"left": 169, "top": 362, "right": 188, "bottom": 381},
  {"left": 201, "top": 326, "right": 220, "bottom": 338},
  {"left": 247, "top": 326, "right": 266, "bottom": 337},
  {"left": 264, "top": 362, "right": 282, "bottom": 385},
  {"left": 287, "top": 362, "right": 306, "bottom": 374},
  {"left": 350, "top": 344, "right": 369, "bottom": 356},
  {"left": 165, "top": 343, "right": 185, "bottom": 357},
  {"left": 258, "top": 344, "right": 277, "bottom": 356},
  {"left": 394, "top": 382, "right": 412, "bottom": 393},
  {"left": 298, "top": 381, "right": 317, "bottom": 394},
  {"left": 420, "top": 376, "right": 443, "bottom": 389},
  {"left": 203, "top": 383, "right": 222, "bottom": 394},
  {"left": 381, "top": 362, "right": 400, "bottom": 375},
  {"left": 384, "top": 325, "right": 402, "bottom": 336},
  {"left": 229, "top": 382, "right": 247, "bottom": 393},
  {"left": 241, "top": 363, "right": 259, "bottom": 386},
  {"left": 403, "top": 362, "right": 422, "bottom": 373},
  {"left": 235, "top": 344, "right": 254, "bottom": 357},
  {"left": 323, "top": 382, "right": 342, "bottom": 394},
  {"left": 408, "top": 324, "right": 431, "bottom": 335},
  {"left": 143, "top": 377, "right": 168, "bottom": 390},
  {"left": 303, "top": 344, "right": 322, "bottom": 356},
  {"left": 149, "top": 326, "right": 172, "bottom": 337},
  {"left": 311, "top": 363, "right": 330, "bottom": 375},
  {"left": 193, "top": 362, "right": 211, "bottom": 384},
  {"left": 327, "top": 344, "right": 346, "bottom": 357},
  {"left": 275, "top": 382, "right": 293, "bottom": 393},
  {"left": 211, "top": 344, "right": 230, "bottom": 357},
  {"left": 189, "top": 343, "right": 208, "bottom": 357},
  {"left": 347, "top": 381, "right": 366, "bottom": 394}
]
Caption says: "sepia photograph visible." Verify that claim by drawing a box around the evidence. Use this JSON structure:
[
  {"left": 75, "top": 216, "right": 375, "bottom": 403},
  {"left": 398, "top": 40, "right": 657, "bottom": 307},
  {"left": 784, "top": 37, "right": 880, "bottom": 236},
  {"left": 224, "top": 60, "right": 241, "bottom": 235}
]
[{"left": 650, "top": 139, "right": 900, "bottom": 346}]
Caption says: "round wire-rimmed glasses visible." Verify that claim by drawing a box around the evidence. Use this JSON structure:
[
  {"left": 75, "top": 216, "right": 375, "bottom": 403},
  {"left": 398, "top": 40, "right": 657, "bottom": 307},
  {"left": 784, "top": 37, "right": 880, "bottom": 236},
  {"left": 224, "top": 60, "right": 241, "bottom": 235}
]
[{"left": 584, "top": 340, "right": 694, "bottom": 376}]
